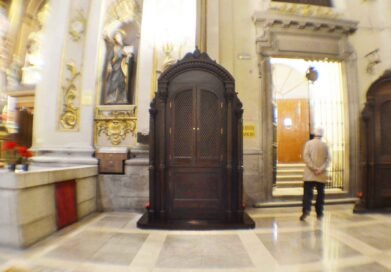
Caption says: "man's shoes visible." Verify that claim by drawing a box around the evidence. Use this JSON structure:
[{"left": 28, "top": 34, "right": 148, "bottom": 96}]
[
  {"left": 299, "top": 213, "right": 308, "bottom": 221},
  {"left": 316, "top": 214, "right": 323, "bottom": 220}
]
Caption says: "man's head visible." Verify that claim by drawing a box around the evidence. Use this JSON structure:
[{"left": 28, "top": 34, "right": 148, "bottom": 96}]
[{"left": 314, "top": 127, "right": 324, "bottom": 138}]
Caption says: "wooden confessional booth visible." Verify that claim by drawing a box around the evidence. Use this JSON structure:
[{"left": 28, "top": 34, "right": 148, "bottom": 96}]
[
  {"left": 354, "top": 70, "right": 391, "bottom": 212},
  {"left": 137, "top": 49, "right": 255, "bottom": 229}
]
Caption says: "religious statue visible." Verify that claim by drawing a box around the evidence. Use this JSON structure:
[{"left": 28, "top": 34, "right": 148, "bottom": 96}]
[
  {"left": 21, "top": 3, "right": 49, "bottom": 85},
  {"left": 102, "top": 29, "right": 135, "bottom": 104}
]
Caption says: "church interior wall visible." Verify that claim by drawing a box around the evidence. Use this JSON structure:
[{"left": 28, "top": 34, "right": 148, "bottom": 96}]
[
  {"left": 217, "top": 0, "right": 264, "bottom": 202},
  {"left": 337, "top": 0, "right": 391, "bottom": 108},
  {"left": 2, "top": 0, "right": 391, "bottom": 210}
]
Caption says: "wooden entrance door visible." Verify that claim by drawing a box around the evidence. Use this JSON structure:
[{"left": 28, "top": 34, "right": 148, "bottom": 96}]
[
  {"left": 277, "top": 99, "right": 309, "bottom": 163},
  {"left": 168, "top": 87, "right": 224, "bottom": 220}
]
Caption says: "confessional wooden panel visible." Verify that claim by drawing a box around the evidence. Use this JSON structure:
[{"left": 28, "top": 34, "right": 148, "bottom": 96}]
[
  {"left": 167, "top": 86, "right": 224, "bottom": 220},
  {"left": 355, "top": 71, "right": 391, "bottom": 211},
  {"left": 137, "top": 49, "right": 254, "bottom": 229}
]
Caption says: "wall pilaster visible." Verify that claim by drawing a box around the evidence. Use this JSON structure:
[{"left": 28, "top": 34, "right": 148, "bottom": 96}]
[{"left": 32, "top": 0, "right": 102, "bottom": 165}]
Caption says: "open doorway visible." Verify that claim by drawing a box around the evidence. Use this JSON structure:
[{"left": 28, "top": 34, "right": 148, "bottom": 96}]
[{"left": 271, "top": 58, "right": 348, "bottom": 197}]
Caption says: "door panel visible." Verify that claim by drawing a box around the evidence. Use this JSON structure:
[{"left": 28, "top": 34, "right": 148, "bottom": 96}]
[
  {"left": 167, "top": 87, "right": 224, "bottom": 220},
  {"left": 168, "top": 168, "right": 223, "bottom": 219},
  {"left": 171, "top": 89, "right": 194, "bottom": 164},
  {"left": 277, "top": 99, "right": 309, "bottom": 163},
  {"left": 197, "top": 89, "right": 221, "bottom": 165}
]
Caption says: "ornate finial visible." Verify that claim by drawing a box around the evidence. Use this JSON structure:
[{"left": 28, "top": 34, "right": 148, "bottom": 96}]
[{"left": 193, "top": 47, "right": 201, "bottom": 57}]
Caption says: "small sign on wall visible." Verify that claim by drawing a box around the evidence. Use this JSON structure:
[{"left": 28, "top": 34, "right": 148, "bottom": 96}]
[{"left": 243, "top": 124, "right": 256, "bottom": 138}]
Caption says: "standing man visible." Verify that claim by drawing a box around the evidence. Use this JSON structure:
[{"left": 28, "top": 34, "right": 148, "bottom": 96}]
[{"left": 300, "top": 127, "right": 330, "bottom": 221}]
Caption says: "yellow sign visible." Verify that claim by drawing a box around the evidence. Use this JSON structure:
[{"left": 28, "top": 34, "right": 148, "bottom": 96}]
[{"left": 243, "top": 124, "right": 255, "bottom": 138}]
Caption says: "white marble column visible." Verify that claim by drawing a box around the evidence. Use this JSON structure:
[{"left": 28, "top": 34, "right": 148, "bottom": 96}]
[
  {"left": 32, "top": 0, "right": 104, "bottom": 165},
  {"left": 135, "top": 0, "right": 155, "bottom": 136}
]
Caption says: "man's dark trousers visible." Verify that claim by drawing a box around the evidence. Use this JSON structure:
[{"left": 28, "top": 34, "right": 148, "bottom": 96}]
[{"left": 302, "top": 181, "right": 325, "bottom": 216}]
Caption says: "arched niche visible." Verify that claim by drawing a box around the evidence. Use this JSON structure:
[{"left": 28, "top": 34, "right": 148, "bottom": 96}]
[
  {"left": 98, "top": 0, "right": 142, "bottom": 105},
  {"left": 14, "top": 0, "right": 48, "bottom": 65},
  {"left": 94, "top": 0, "right": 142, "bottom": 148}
]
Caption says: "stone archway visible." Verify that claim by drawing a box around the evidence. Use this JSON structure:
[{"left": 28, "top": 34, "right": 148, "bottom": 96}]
[{"left": 253, "top": 10, "right": 360, "bottom": 202}]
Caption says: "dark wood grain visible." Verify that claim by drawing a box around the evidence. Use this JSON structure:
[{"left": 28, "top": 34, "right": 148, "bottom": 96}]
[{"left": 355, "top": 71, "right": 391, "bottom": 212}]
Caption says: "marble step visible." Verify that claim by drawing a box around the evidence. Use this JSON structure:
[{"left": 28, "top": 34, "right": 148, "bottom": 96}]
[
  {"left": 253, "top": 197, "right": 357, "bottom": 208},
  {"left": 275, "top": 180, "right": 303, "bottom": 188},
  {"left": 277, "top": 163, "right": 305, "bottom": 169},
  {"left": 276, "top": 169, "right": 304, "bottom": 175},
  {"left": 276, "top": 174, "right": 303, "bottom": 181}
]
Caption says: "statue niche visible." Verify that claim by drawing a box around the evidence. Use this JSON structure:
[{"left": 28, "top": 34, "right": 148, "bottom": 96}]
[
  {"left": 137, "top": 49, "right": 255, "bottom": 229},
  {"left": 101, "top": 27, "right": 136, "bottom": 105},
  {"left": 354, "top": 70, "right": 391, "bottom": 212}
]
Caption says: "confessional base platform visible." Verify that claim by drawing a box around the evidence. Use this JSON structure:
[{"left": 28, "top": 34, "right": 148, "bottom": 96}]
[
  {"left": 353, "top": 201, "right": 391, "bottom": 214},
  {"left": 137, "top": 212, "right": 255, "bottom": 230}
]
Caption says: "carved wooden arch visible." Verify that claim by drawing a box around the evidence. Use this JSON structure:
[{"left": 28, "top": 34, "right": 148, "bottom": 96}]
[
  {"left": 365, "top": 70, "right": 391, "bottom": 102},
  {"left": 158, "top": 49, "right": 235, "bottom": 84},
  {"left": 355, "top": 70, "right": 391, "bottom": 211}
]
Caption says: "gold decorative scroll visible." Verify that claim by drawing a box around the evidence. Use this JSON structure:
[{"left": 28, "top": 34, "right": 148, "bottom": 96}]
[
  {"left": 57, "top": 1, "right": 90, "bottom": 131},
  {"left": 60, "top": 62, "right": 80, "bottom": 130}
]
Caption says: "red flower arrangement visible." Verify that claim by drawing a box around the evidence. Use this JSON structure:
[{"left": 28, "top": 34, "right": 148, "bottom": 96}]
[
  {"left": 4, "top": 141, "right": 17, "bottom": 151},
  {"left": 3, "top": 141, "right": 18, "bottom": 164},
  {"left": 3, "top": 141, "right": 33, "bottom": 165},
  {"left": 18, "top": 148, "right": 33, "bottom": 164}
]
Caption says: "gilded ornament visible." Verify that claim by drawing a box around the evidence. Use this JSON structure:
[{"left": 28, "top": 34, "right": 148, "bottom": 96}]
[
  {"left": 105, "top": 0, "right": 141, "bottom": 28},
  {"left": 96, "top": 119, "right": 136, "bottom": 145},
  {"left": 60, "top": 62, "right": 80, "bottom": 130},
  {"left": 270, "top": 2, "right": 336, "bottom": 18},
  {"left": 69, "top": 10, "right": 86, "bottom": 42},
  {"left": 95, "top": 106, "right": 137, "bottom": 119},
  {"left": 95, "top": 105, "right": 137, "bottom": 145}
]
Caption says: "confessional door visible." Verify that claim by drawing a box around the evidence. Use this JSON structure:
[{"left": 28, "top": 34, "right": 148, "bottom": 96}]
[
  {"left": 374, "top": 88, "right": 391, "bottom": 207},
  {"left": 167, "top": 86, "right": 225, "bottom": 220}
]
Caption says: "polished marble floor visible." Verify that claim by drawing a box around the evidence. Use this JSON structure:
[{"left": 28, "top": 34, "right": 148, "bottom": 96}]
[{"left": 0, "top": 204, "right": 390, "bottom": 272}]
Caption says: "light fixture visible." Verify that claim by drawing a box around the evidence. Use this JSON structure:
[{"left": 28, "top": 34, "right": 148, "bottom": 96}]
[
  {"left": 305, "top": 66, "right": 318, "bottom": 83},
  {"left": 283, "top": 118, "right": 293, "bottom": 129}
]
